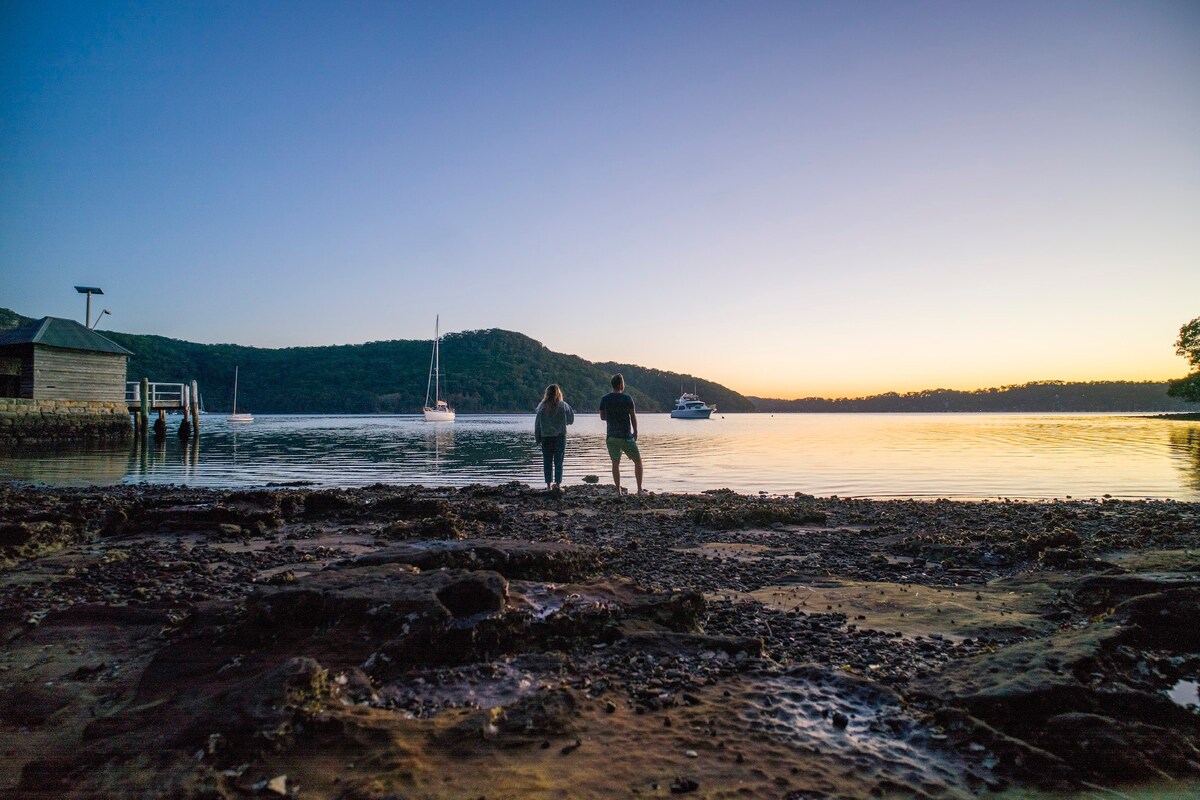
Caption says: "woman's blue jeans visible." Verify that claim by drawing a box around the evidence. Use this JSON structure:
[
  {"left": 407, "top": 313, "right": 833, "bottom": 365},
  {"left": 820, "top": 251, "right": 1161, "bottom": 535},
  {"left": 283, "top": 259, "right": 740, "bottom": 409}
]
[{"left": 541, "top": 434, "right": 566, "bottom": 485}]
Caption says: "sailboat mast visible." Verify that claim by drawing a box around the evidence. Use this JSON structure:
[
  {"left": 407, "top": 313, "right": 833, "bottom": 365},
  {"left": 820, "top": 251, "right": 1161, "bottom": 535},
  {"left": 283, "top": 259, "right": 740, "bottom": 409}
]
[
  {"left": 434, "top": 315, "right": 441, "bottom": 403},
  {"left": 425, "top": 323, "right": 436, "bottom": 408},
  {"left": 232, "top": 365, "right": 239, "bottom": 414}
]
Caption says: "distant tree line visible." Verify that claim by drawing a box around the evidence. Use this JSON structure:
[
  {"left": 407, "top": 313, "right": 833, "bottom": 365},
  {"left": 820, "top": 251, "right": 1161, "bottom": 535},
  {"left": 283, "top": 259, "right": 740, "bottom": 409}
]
[
  {"left": 750, "top": 381, "right": 1195, "bottom": 413},
  {"left": 5, "top": 307, "right": 1196, "bottom": 414},
  {"left": 0, "top": 308, "right": 754, "bottom": 414}
]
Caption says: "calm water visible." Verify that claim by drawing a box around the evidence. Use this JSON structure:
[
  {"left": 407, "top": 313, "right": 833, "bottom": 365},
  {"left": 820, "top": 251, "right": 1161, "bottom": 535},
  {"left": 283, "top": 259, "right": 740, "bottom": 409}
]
[{"left": 2, "top": 413, "right": 1199, "bottom": 500}]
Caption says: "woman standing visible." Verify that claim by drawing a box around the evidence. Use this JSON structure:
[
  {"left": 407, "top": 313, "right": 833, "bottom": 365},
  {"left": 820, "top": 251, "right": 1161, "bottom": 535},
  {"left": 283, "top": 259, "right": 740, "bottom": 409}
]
[{"left": 534, "top": 383, "right": 575, "bottom": 492}]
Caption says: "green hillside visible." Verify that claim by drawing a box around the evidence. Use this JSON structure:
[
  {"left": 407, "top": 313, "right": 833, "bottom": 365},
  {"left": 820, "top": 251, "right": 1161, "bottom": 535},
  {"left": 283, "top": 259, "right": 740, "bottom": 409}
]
[{"left": 0, "top": 309, "right": 755, "bottom": 414}]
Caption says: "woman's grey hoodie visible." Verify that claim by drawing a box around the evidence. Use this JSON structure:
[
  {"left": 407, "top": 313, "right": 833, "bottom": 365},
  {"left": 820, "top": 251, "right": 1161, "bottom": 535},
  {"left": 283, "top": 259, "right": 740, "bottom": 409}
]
[{"left": 534, "top": 400, "right": 575, "bottom": 441}]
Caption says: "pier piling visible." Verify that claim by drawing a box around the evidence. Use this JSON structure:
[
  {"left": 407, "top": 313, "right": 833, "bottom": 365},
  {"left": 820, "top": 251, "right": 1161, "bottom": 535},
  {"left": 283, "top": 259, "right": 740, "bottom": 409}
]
[
  {"left": 124, "top": 379, "right": 200, "bottom": 438},
  {"left": 178, "top": 384, "right": 191, "bottom": 439},
  {"left": 191, "top": 380, "right": 200, "bottom": 436},
  {"left": 139, "top": 378, "right": 149, "bottom": 435}
]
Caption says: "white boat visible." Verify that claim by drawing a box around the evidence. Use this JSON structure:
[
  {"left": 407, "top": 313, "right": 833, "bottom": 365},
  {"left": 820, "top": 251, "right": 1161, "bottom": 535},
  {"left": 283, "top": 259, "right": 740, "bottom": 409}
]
[
  {"left": 670, "top": 391, "right": 714, "bottom": 419},
  {"left": 423, "top": 316, "right": 455, "bottom": 422},
  {"left": 228, "top": 365, "right": 253, "bottom": 423}
]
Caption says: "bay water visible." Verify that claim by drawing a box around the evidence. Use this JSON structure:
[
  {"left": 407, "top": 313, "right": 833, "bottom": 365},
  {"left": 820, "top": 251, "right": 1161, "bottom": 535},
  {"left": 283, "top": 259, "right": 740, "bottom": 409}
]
[{"left": 2, "top": 412, "right": 1198, "bottom": 500}]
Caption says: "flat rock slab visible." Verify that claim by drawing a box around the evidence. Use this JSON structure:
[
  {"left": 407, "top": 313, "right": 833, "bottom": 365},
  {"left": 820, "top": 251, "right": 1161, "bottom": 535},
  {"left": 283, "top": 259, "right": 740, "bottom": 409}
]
[
  {"left": 1073, "top": 572, "right": 1200, "bottom": 611},
  {"left": 248, "top": 565, "right": 508, "bottom": 632},
  {"left": 350, "top": 538, "right": 600, "bottom": 581},
  {"left": 914, "top": 622, "right": 1200, "bottom": 784},
  {"left": 243, "top": 569, "right": 703, "bottom": 674},
  {"left": 0, "top": 602, "right": 174, "bottom": 791},
  {"left": 1099, "top": 548, "right": 1200, "bottom": 572},
  {"left": 1115, "top": 585, "right": 1200, "bottom": 649}
]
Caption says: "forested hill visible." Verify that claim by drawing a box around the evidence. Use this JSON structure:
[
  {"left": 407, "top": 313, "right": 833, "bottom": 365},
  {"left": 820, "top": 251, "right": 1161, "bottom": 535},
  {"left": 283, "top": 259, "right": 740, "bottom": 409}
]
[
  {"left": 0, "top": 308, "right": 754, "bottom": 414},
  {"left": 750, "top": 381, "right": 1195, "bottom": 413}
]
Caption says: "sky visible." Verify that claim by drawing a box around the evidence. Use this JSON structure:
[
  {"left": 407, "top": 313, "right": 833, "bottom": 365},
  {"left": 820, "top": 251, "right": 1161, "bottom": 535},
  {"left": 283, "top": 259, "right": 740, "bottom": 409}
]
[{"left": 2, "top": 0, "right": 1198, "bottom": 399}]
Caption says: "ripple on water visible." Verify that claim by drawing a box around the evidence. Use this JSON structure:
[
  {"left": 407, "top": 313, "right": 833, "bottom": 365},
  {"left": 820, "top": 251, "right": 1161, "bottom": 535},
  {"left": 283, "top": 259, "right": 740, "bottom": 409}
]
[{"left": 1, "top": 412, "right": 1198, "bottom": 499}]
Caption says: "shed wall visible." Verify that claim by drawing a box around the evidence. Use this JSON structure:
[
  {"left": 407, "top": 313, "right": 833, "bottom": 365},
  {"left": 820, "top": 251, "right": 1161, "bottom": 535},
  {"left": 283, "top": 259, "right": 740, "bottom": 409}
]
[{"left": 31, "top": 347, "right": 127, "bottom": 402}]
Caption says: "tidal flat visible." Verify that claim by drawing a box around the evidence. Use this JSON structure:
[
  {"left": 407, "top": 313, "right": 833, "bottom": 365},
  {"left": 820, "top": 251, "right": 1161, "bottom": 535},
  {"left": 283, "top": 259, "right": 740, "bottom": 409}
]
[{"left": 1, "top": 483, "right": 1198, "bottom": 799}]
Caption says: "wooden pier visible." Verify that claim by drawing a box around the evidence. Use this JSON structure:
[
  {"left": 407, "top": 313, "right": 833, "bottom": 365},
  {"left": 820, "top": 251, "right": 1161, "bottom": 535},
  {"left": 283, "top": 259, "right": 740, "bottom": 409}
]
[{"left": 126, "top": 379, "right": 201, "bottom": 438}]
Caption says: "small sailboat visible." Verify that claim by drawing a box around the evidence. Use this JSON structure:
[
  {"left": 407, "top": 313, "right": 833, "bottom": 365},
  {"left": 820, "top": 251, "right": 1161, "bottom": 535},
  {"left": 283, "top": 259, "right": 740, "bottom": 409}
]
[
  {"left": 670, "top": 389, "right": 715, "bottom": 419},
  {"left": 228, "top": 365, "right": 253, "bottom": 424},
  {"left": 423, "top": 316, "right": 455, "bottom": 422}
]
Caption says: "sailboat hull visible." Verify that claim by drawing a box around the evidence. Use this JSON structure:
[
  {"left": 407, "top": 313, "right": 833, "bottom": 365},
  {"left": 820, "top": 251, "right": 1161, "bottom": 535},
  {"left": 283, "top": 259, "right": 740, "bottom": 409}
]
[{"left": 423, "top": 408, "right": 455, "bottom": 422}]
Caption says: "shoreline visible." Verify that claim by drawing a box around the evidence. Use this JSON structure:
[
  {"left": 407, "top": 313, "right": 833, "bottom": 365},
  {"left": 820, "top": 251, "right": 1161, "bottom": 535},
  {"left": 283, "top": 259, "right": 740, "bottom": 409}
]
[{"left": 2, "top": 482, "right": 1198, "bottom": 798}]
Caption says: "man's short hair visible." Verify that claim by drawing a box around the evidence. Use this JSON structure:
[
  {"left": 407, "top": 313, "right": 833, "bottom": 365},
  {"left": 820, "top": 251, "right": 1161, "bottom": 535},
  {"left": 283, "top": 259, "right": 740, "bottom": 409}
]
[{"left": 611, "top": 374, "right": 624, "bottom": 390}]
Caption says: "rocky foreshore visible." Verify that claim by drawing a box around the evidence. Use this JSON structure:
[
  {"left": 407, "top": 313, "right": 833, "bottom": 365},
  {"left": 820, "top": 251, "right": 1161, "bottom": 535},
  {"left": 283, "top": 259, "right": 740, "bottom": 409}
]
[{"left": 1, "top": 482, "right": 1198, "bottom": 799}]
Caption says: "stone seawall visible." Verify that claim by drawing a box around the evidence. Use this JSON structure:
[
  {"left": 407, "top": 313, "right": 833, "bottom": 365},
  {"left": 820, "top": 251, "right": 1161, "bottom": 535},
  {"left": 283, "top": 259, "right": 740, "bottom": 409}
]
[{"left": 0, "top": 398, "right": 132, "bottom": 446}]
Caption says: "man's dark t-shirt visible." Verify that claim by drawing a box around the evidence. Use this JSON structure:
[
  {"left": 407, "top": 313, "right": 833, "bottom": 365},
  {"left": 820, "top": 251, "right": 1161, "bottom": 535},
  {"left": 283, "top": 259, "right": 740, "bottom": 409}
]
[{"left": 599, "top": 392, "right": 635, "bottom": 439}]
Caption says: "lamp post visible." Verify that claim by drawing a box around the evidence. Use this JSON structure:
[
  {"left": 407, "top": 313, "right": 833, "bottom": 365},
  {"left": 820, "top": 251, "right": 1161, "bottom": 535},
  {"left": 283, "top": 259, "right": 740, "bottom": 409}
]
[
  {"left": 91, "top": 309, "right": 111, "bottom": 330},
  {"left": 75, "top": 286, "right": 104, "bottom": 328}
]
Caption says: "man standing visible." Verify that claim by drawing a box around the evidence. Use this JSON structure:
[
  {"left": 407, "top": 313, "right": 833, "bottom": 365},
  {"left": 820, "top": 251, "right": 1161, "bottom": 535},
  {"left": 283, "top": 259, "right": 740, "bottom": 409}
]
[{"left": 599, "top": 373, "right": 642, "bottom": 495}]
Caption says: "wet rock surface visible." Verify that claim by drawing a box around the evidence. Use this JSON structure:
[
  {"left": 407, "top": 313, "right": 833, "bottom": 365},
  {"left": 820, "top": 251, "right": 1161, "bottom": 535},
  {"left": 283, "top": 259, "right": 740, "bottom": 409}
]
[
  {"left": 0, "top": 483, "right": 1198, "bottom": 798},
  {"left": 348, "top": 538, "right": 601, "bottom": 582}
]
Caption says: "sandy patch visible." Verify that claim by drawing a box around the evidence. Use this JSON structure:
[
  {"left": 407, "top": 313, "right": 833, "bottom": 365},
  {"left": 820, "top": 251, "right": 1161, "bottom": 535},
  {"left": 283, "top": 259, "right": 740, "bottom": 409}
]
[
  {"left": 673, "top": 542, "right": 779, "bottom": 562},
  {"left": 725, "top": 573, "right": 1068, "bottom": 641}
]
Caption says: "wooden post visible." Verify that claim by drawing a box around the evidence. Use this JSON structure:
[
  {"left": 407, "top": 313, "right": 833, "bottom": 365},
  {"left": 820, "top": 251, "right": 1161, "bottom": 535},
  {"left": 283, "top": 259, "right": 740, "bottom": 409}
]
[
  {"left": 190, "top": 380, "right": 201, "bottom": 437},
  {"left": 139, "top": 378, "right": 149, "bottom": 435},
  {"left": 178, "top": 384, "right": 192, "bottom": 439}
]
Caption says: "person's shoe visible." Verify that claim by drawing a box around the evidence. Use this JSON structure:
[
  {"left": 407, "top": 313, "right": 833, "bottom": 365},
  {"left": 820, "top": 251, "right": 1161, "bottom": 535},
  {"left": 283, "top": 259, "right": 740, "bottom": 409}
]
[{"left": 550, "top": 484, "right": 562, "bottom": 497}]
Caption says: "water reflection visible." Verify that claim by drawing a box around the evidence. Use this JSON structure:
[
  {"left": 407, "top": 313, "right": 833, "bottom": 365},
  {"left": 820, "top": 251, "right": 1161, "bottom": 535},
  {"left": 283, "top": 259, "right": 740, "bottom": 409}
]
[
  {"left": 1, "top": 441, "right": 133, "bottom": 487},
  {"left": 126, "top": 426, "right": 202, "bottom": 483},
  {"left": 1, "top": 413, "right": 1199, "bottom": 500},
  {"left": 1168, "top": 425, "right": 1200, "bottom": 494}
]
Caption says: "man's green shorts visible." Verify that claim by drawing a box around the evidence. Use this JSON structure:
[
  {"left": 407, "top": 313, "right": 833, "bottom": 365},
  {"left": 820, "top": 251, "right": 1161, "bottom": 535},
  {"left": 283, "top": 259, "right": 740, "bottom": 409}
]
[{"left": 606, "top": 436, "right": 641, "bottom": 461}]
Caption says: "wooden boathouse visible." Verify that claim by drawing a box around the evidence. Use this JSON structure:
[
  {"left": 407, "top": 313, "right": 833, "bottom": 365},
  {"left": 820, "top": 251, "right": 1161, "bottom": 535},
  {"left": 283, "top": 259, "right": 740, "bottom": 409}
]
[
  {"left": 0, "top": 315, "right": 203, "bottom": 446},
  {"left": 0, "top": 317, "right": 133, "bottom": 445},
  {"left": 0, "top": 316, "right": 132, "bottom": 401}
]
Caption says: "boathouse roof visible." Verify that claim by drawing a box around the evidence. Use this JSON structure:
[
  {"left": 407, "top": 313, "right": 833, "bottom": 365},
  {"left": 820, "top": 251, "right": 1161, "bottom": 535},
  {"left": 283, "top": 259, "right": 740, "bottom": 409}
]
[{"left": 0, "top": 316, "right": 133, "bottom": 356}]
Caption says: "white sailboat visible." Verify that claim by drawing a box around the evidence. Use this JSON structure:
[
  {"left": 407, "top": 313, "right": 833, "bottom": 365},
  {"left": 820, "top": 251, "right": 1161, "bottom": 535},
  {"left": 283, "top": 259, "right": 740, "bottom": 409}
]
[
  {"left": 423, "top": 316, "right": 455, "bottom": 422},
  {"left": 228, "top": 365, "right": 253, "bottom": 423}
]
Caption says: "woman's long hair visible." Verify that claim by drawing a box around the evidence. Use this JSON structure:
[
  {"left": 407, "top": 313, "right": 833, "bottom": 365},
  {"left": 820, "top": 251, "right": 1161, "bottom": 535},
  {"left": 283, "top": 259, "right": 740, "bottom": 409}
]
[{"left": 542, "top": 384, "right": 562, "bottom": 407}]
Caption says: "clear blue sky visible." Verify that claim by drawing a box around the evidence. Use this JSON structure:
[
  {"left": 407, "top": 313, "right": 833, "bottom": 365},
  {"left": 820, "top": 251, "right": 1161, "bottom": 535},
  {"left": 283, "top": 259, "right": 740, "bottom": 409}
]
[{"left": 3, "top": 1, "right": 1198, "bottom": 397}]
